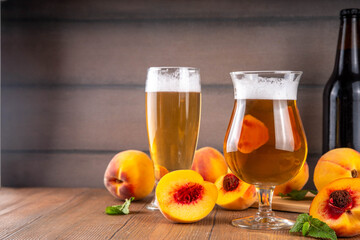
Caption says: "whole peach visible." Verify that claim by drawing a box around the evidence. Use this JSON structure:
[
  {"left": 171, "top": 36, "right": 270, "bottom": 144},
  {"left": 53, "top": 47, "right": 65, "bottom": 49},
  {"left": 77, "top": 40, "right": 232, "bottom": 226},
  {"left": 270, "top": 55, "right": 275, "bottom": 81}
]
[
  {"left": 104, "top": 150, "right": 155, "bottom": 200},
  {"left": 191, "top": 147, "right": 228, "bottom": 183},
  {"left": 274, "top": 162, "right": 309, "bottom": 195},
  {"left": 314, "top": 148, "right": 360, "bottom": 191}
]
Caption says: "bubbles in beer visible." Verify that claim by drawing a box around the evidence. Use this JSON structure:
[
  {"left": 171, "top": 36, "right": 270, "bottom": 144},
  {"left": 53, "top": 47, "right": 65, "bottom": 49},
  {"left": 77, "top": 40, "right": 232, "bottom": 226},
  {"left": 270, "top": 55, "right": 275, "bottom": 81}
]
[
  {"left": 146, "top": 67, "right": 201, "bottom": 92},
  {"left": 232, "top": 72, "right": 300, "bottom": 100}
]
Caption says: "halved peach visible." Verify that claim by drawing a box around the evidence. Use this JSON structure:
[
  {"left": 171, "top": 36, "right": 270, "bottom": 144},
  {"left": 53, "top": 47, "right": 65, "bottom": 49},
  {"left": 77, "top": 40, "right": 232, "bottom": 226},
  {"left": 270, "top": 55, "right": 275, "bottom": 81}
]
[
  {"left": 314, "top": 148, "right": 360, "bottom": 191},
  {"left": 310, "top": 178, "right": 360, "bottom": 237},
  {"left": 191, "top": 147, "right": 228, "bottom": 183},
  {"left": 238, "top": 114, "right": 269, "bottom": 153},
  {"left": 156, "top": 170, "right": 218, "bottom": 223},
  {"left": 215, "top": 173, "right": 256, "bottom": 210}
]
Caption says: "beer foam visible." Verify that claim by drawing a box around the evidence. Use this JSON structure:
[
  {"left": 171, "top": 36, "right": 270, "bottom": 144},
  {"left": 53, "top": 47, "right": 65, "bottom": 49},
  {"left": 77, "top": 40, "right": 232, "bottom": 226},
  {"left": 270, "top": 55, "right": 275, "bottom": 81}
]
[
  {"left": 231, "top": 72, "right": 301, "bottom": 100},
  {"left": 146, "top": 67, "right": 201, "bottom": 92}
]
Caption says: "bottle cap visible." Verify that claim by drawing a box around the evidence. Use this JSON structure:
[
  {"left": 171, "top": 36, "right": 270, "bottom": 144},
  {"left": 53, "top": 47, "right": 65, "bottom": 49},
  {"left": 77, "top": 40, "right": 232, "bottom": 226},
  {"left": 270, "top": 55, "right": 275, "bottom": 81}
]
[{"left": 340, "top": 8, "right": 360, "bottom": 17}]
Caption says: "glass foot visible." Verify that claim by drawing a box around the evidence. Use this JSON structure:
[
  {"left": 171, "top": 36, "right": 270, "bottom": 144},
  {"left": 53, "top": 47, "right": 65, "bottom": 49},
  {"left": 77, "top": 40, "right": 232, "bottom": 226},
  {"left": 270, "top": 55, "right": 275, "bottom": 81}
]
[
  {"left": 146, "top": 197, "right": 159, "bottom": 211},
  {"left": 232, "top": 215, "right": 294, "bottom": 230}
]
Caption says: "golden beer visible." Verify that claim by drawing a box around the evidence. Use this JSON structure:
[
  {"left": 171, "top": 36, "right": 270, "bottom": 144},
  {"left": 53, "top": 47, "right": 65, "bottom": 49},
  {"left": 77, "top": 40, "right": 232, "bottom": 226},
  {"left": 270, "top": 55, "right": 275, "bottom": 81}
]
[
  {"left": 145, "top": 67, "right": 201, "bottom": 175},
  {"left": 146, "top": 91, "right": 201, "bottom": 171},
  {"left": 224, "top": 71, "right": 307, "bottom": 229},
  {"left": 224, "top": 99, "right": 308, "bottom": 186}
]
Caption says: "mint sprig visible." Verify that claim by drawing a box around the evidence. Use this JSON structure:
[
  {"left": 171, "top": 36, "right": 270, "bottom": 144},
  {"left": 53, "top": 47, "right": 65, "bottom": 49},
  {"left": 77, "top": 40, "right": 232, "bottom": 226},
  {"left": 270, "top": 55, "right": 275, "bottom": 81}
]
[
  {"left": 290, "top": 213, "right": 337, "bottom": 240},
  {"left": 105, "top": 197, "right": 135, "bottom": 215},
  {"left": 279, "top": 189, "right": 318, "bottom": 200}
]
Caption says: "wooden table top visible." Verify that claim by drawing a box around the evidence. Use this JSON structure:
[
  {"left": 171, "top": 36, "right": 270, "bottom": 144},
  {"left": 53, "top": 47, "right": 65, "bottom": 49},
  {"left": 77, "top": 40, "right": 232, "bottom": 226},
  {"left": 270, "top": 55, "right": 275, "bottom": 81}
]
[{"left": 0, "top": 188, "right": 357, "bottom": 240}]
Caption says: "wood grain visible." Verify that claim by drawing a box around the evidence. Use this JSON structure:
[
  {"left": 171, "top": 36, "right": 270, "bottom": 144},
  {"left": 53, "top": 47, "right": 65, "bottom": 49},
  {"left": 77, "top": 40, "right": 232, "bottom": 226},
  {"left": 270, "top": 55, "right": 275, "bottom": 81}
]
[
  {"left": 1, "top": 87, "right": 322, "bottom": 153},
  {"left": 2, "top": 0, "right": 346, "bottom": 188},
  {"left": 2, "top": 0, "right": 358, "bottom": 20},
  {"left": 0, "top": 188, "right": 90, "bottom": 239},
  {"left": 2, "top": 20, "right": 337, "bottom": 86},
  {"left": 0, "top": 188, "right": 329, "bottom": 240},
  {"left": 251, "top": 194, "right": 315, "bottom": 214}
]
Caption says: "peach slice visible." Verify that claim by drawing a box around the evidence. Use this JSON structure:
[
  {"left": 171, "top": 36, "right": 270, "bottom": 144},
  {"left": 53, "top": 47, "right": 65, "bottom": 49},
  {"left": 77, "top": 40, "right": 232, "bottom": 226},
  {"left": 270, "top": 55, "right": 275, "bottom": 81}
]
[
  {"left": 215, "top": 173, "right": 256, "bottom": 210},
  {"left": 154, "top": 164, "right": 169, "bottom": 181},
  {"left": 314, "top": 148, "right": 360, "bottom": 191},
  {"left": 274, "top": 162, "right": 309, "bottom": 195},
  {"left": 309, "top": 178, "right": 360, "bottom": 237},
  {"left": 191, "top": 147, "right": 228, "bottom": 183},
  {"left": 104, "top": 150, "right": 155, "bottom": 200},
  {"left": 156, "top": 170, "right": 218, "bottom": 223},
  {"left": 238, "top": 114, "right": 269, "bottom": 153}
]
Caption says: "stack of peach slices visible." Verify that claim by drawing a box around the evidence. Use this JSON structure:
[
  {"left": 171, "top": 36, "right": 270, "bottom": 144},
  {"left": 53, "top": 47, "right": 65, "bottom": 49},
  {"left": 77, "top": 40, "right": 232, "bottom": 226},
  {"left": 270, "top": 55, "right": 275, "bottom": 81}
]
[{"left": 104, "top": 147, "right": 360, "bottom": 238}]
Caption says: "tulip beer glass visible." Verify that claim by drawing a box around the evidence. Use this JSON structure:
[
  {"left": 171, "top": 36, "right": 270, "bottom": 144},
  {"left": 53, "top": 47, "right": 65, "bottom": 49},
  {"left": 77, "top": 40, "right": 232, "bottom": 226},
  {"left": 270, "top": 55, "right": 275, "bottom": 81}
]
[
  {"left": 145, "top": 67, "right": 201, "bottom": 210},
  {"left": 224, "top": 71, "right": 308, "bottom": 229}
]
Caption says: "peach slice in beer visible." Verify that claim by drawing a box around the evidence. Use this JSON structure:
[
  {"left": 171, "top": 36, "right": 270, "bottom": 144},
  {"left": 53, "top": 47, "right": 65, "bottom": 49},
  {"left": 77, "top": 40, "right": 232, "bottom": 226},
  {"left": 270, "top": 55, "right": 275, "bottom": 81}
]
[{"left": 237, "top": 115, "right": 269, "bottom": 153}]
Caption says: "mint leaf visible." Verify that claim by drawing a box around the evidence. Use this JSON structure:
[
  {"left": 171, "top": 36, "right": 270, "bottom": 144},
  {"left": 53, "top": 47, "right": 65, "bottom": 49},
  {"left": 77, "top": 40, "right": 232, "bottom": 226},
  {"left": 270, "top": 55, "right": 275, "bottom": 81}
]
[
  {"left": 310, "top": 190, "right": 318, "bottom": 195},
  {"left": 279, "top": 189, "right": 317, "bottom": 200},
  {"left": 302, "top": 222, "right": 310, "bottom": 236},
  {"left": 290, "top": 213, "right": 310, "bottom": 232},
  {"left": 290, "top": 214, "right": 337, "bottom": 240},
  {"left": 307, "top": 217, "right": 337, "bottom": 240},
  {"left": 105, "top": 197, "right": 135, "bottom": 215}
]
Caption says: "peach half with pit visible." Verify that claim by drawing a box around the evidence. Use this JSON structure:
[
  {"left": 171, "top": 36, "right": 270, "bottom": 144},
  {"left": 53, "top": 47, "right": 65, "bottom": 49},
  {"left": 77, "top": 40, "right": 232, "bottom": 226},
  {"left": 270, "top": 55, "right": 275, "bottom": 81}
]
[
  {"left": 191, "top": 147, "right": 228, "bottom": 183},
  {"left": 314, "top": 148, "right": 360, "bottom": 191},
  {"left": 274, "top": 161, "right": 309, "bottom": 195},
  {"left": 215, "top": 173, "right": 257, "bottom": 210},
  {"left": 156, "top": 170, "right": 218, "bottom": 223},
  {"left": 309, "top": 178, "right": 360, "bottom": 237},
  {"left": 104, "top": 150, "right": 155, "bottom": 200}
]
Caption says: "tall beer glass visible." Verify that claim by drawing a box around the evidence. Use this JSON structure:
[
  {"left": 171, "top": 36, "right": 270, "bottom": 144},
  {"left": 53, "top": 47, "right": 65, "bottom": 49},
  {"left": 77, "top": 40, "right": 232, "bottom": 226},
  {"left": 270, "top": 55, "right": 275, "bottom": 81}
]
[
  {"left": 146, "top": 67, "right": 201, "bottom": 210},
  {"left": 224, "top": 71, "right": 307, "bottom": 229}
]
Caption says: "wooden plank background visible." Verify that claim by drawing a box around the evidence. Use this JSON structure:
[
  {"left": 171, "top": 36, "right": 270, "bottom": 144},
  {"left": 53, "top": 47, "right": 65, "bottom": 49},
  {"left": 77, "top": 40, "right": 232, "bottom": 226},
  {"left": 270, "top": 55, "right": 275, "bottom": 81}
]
[{"left": 2, "top": 0, "right": 359, "bottom": 188}]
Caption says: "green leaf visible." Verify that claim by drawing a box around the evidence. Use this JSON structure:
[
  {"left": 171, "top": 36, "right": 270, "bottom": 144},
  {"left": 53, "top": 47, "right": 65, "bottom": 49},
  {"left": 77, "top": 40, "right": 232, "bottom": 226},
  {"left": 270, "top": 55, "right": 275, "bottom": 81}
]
[
  {"left": 307, "top": 217, "right": 337, "bottom": 240},
  {"left": 302, "top": 222, "right": 310, "bottom": 236},
  {"left": 290, "top": 213, "right": 310, "bottom": 232},
  {"left": 290, "top": 213, "right": 337, "bottom": 240},
  {"left": 105, "top": 197, "right": 135, "bottom": 215},
  {"left": 279, "top": 189, "right": 317, "bottom": 200},
  {"left": 310, "top": 190, "right": 318, "bottom": 195}
]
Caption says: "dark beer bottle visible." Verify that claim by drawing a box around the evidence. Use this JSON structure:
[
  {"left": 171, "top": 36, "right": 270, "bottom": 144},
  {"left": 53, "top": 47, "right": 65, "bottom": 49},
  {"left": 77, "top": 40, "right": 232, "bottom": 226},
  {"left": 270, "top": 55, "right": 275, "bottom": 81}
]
[{"left": 323, "top": 8, "right": 360, "bottom": 153}]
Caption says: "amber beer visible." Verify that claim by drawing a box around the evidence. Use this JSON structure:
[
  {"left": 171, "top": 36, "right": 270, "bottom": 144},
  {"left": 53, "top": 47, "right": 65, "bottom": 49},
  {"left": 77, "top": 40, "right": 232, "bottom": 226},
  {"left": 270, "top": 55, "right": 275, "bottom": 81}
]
[
  {"left": 225, "top": 71, "right": 307, "bottom": 229},
  {"left": 224, "top": 72, "right": 308, "bottom": 187},
  {"left": 146, "top": 67, "right": 201, "bottom": 172},
  {"left": 224, "top": 99, "right": 307, "bottom": 186}
]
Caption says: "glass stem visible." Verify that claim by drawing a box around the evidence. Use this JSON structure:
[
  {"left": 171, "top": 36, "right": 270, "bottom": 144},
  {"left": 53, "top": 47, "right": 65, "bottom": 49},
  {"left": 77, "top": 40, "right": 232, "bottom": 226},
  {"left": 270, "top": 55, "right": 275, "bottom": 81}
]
[{"left": 255, "top": 185, "right": 275, "bottom": 220}]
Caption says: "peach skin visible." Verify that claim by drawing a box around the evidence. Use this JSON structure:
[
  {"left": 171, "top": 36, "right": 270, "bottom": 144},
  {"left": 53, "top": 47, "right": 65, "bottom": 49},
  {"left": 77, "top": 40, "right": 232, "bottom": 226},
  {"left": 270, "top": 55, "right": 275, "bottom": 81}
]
[
  {"left": 154, "top": 164, "right": 169, "bottom": 181},
  {"left": 314, "top": 148, "right": 360, "bottom": 191},
  {"left": 191, "top": 147, "right": 228, "bottom": 183},
  {"left": 104, "top": 150, "right": 155, "bottom": 200}
]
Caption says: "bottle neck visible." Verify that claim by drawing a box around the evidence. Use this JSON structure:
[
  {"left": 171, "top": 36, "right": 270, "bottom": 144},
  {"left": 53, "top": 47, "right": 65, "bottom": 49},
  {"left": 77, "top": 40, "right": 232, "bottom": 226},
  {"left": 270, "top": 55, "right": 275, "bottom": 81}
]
[{"left": 333, "top": 16, "right": 360, "bottom": 75}]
